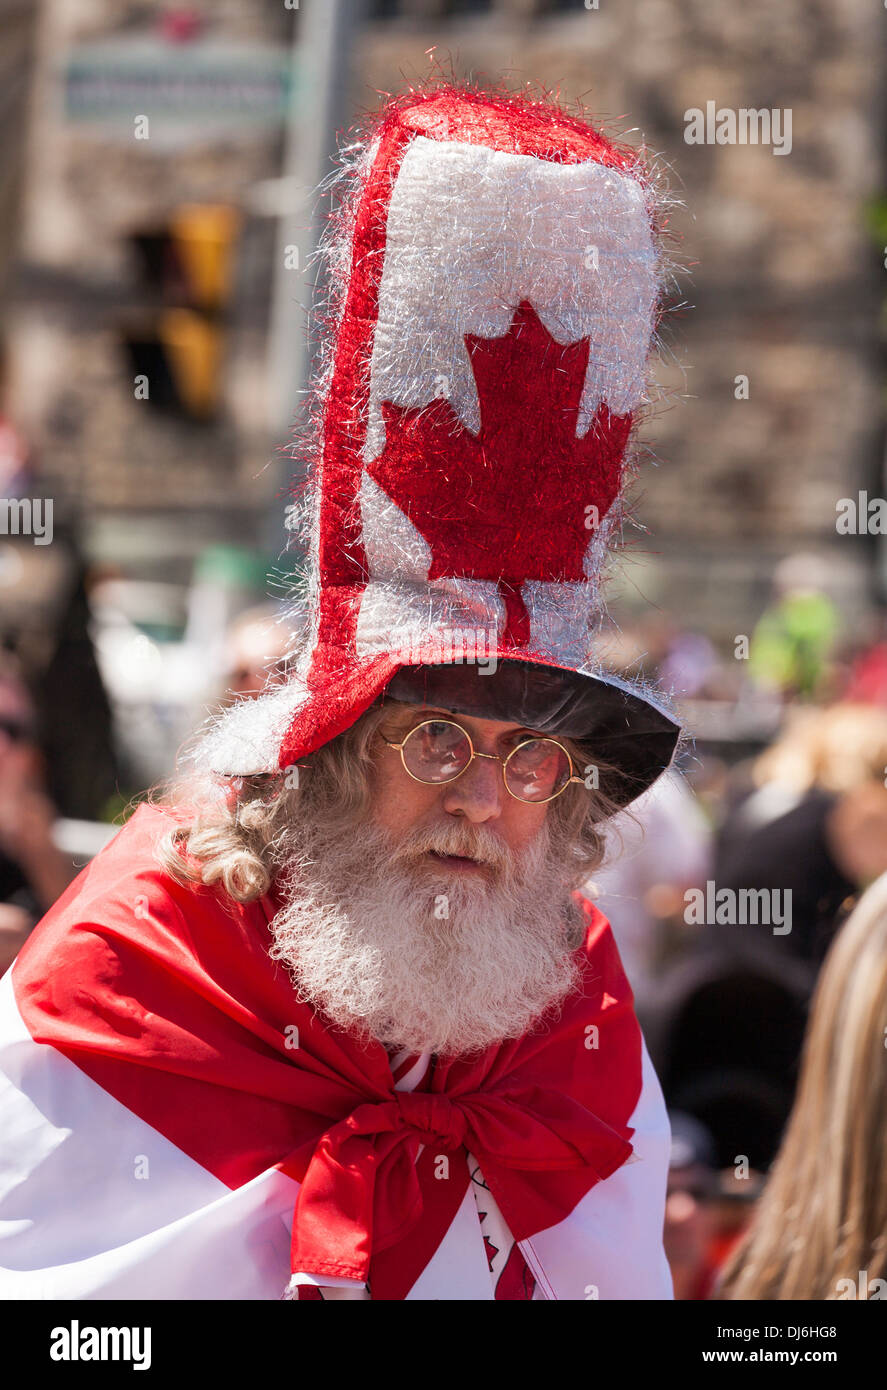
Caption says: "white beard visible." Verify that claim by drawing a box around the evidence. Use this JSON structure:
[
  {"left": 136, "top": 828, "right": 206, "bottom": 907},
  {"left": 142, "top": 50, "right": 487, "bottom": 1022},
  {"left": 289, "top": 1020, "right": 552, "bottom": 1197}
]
[{"left": 267, "top": 810, "right": 584, "bottom": 1058}]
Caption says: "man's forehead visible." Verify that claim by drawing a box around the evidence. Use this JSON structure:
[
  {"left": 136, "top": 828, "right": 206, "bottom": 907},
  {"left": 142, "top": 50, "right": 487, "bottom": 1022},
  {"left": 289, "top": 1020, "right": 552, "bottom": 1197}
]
[{"left": 382, "top": 698, "right": 545, "bottom": 737}]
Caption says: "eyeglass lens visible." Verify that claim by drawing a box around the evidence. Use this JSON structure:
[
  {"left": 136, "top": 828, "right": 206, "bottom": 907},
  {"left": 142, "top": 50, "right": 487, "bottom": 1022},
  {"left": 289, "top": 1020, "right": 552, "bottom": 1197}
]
[
  {"left": 505, "top": 738, "right": 572, "bottom": 801},
  {"left": 400, "top": 721, "right": 572, "bottom": 802},
  {"left": 401, "top": 720, "right": 473, "bottom": 783}
]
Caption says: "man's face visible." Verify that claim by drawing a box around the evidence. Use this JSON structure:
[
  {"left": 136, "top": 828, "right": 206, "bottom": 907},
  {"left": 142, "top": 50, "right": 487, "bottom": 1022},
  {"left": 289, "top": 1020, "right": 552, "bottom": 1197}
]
[
  {"left": 265, "top": 698, "right": 585, "bottom": 1056},
  {"left": 371, "top": 703, "right": 551, "bottom": 871}
]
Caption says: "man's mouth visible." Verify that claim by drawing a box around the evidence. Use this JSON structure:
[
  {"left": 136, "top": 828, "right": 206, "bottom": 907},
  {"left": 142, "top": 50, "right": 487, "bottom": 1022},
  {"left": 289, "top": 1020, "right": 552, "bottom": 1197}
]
[{"left": 427, "top": 850, "right": 488, "bottom": 873}]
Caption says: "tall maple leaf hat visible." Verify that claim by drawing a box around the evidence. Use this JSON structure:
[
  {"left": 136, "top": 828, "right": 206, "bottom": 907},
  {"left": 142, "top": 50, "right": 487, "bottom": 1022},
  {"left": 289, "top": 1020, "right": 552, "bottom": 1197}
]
[{"left": 197, "top": 83, "right": 684, "bottom": 808}]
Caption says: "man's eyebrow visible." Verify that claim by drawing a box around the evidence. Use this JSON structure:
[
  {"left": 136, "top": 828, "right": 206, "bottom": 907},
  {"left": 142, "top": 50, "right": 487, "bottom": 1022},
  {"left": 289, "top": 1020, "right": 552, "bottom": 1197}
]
[
  {"left": 386, "top": 706, "right": 448, "bottom": 724},
  {"left": 392, "top": 707, "right": 547, "bottom": 737}
]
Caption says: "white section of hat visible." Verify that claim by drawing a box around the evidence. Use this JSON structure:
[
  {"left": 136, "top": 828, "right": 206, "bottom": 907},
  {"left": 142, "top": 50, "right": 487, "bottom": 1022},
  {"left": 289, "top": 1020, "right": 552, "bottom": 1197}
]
[{"left": 362, "top": 133, "right": 659, "bottom": 464}]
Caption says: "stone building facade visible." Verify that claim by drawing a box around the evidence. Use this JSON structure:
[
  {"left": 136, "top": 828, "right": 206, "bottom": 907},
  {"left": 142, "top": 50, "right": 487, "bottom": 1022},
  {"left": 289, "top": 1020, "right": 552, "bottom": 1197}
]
[{"left": 3, "top": 0, "right": 885, "bottom": 645}]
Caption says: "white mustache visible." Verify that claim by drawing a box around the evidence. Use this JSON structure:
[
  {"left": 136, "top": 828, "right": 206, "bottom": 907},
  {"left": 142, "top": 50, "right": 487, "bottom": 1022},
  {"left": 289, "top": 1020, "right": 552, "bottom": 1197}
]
[{"left": 392, "top": 823, "right": 514, "bottom": 871}]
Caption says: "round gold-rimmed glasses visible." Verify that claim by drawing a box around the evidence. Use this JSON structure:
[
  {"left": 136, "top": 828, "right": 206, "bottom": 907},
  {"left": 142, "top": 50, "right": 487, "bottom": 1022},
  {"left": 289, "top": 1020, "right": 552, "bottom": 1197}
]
[{"left": 381, "top": 718, "right": 585, "bottom": 805}]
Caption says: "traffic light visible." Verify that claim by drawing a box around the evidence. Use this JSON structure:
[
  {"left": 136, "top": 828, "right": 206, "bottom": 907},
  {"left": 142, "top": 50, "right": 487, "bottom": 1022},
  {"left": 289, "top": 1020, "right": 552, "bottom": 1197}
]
[{"left": 121, "top": 203, "right": 240, "bottom": 422}]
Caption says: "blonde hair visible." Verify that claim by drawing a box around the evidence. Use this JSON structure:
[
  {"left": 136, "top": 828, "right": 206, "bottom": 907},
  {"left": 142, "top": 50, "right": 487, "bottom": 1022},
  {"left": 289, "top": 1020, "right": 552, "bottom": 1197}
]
[
  {"left": 753, "top": 702, "right": 887, "bottom": 795},
  {"left": 716, "top": 872, "right": 887, "bottom": 1299},
  {"left": 153, "top": 697, "right": 627, "bottom": 905}
]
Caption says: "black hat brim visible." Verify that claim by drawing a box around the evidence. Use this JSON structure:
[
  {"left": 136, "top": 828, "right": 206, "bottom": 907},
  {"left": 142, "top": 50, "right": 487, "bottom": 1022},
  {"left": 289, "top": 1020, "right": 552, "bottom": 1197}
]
[{"left": 383, "top": 656, "right": 681, "bottom": 810}]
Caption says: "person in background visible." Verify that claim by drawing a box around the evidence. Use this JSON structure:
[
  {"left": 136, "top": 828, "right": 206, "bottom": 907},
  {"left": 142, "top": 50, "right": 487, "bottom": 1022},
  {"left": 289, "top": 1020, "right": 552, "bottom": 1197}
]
[
  {"left": 664, "top": 1111, "right": 719, "bottom": 1300},
  {"left": 713, "top": 702, "right": 887, "bottom": 971},
  {"left": 0, "top": 654, "right": 75, "bottom": 975},
  {"left": 222, "top": 602, "right": 298, "bottom": 700},
  {"left": 664, "top": 1114, "right": 765, "bottom": 1300},
  {"left": 715, "top": 871, "right": 887, "bottom": 1299},
  {"left": 584, "top": 768, "right": 712, "bottom": 1018},
  {"left": 0, "top": 338, "right": 33, "bottom": 500},
  {"left": 840, "top": 613, "right": 887, "bottom": 706},
  {"left": 748, "top": 552, "right": 839, "bottom": 703}
]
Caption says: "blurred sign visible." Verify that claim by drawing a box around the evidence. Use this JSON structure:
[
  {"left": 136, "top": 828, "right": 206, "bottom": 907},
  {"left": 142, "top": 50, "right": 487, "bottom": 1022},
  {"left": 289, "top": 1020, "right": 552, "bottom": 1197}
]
[{"left": 63, "top": 38, "right": 295, "bottom": 145}]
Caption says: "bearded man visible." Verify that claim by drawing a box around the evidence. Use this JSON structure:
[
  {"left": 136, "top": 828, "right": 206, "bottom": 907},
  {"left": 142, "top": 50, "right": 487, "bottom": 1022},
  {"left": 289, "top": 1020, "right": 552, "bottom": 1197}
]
[{"left": 0, "top": 85, "right": 683, "bottom": 1300}]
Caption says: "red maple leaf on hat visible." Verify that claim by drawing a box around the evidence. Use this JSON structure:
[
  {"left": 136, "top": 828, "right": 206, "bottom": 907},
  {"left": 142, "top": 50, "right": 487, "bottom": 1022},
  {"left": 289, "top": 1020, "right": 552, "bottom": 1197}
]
[{"left": 366, "top": 300, "right": 632, "bottom": 592}]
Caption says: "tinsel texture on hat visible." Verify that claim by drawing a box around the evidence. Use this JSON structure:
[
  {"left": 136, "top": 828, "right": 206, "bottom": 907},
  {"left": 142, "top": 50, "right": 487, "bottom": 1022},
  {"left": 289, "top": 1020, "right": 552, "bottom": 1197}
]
[{"left": 201, "top": 83, "right": 682, "bottom": 801}]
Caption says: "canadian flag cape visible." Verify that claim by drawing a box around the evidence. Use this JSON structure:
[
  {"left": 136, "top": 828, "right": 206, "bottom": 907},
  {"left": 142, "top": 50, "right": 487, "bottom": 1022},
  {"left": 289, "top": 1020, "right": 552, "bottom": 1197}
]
[{"left": 0, "top": 802, "right": 672, "bottom": 1300}]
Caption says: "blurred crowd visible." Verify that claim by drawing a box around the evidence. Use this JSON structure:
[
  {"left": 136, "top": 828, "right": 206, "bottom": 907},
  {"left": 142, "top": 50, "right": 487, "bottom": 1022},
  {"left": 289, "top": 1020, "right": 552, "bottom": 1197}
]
[{"left": 587, "top": 553, "right": 887, "bottom": 1300}]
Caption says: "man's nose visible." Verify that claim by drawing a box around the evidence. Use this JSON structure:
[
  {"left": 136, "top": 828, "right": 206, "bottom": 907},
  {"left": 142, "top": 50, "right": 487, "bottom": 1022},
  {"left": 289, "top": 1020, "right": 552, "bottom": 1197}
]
[{"left": 440, "top": 752, "right": 503, "bottom": 821}]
